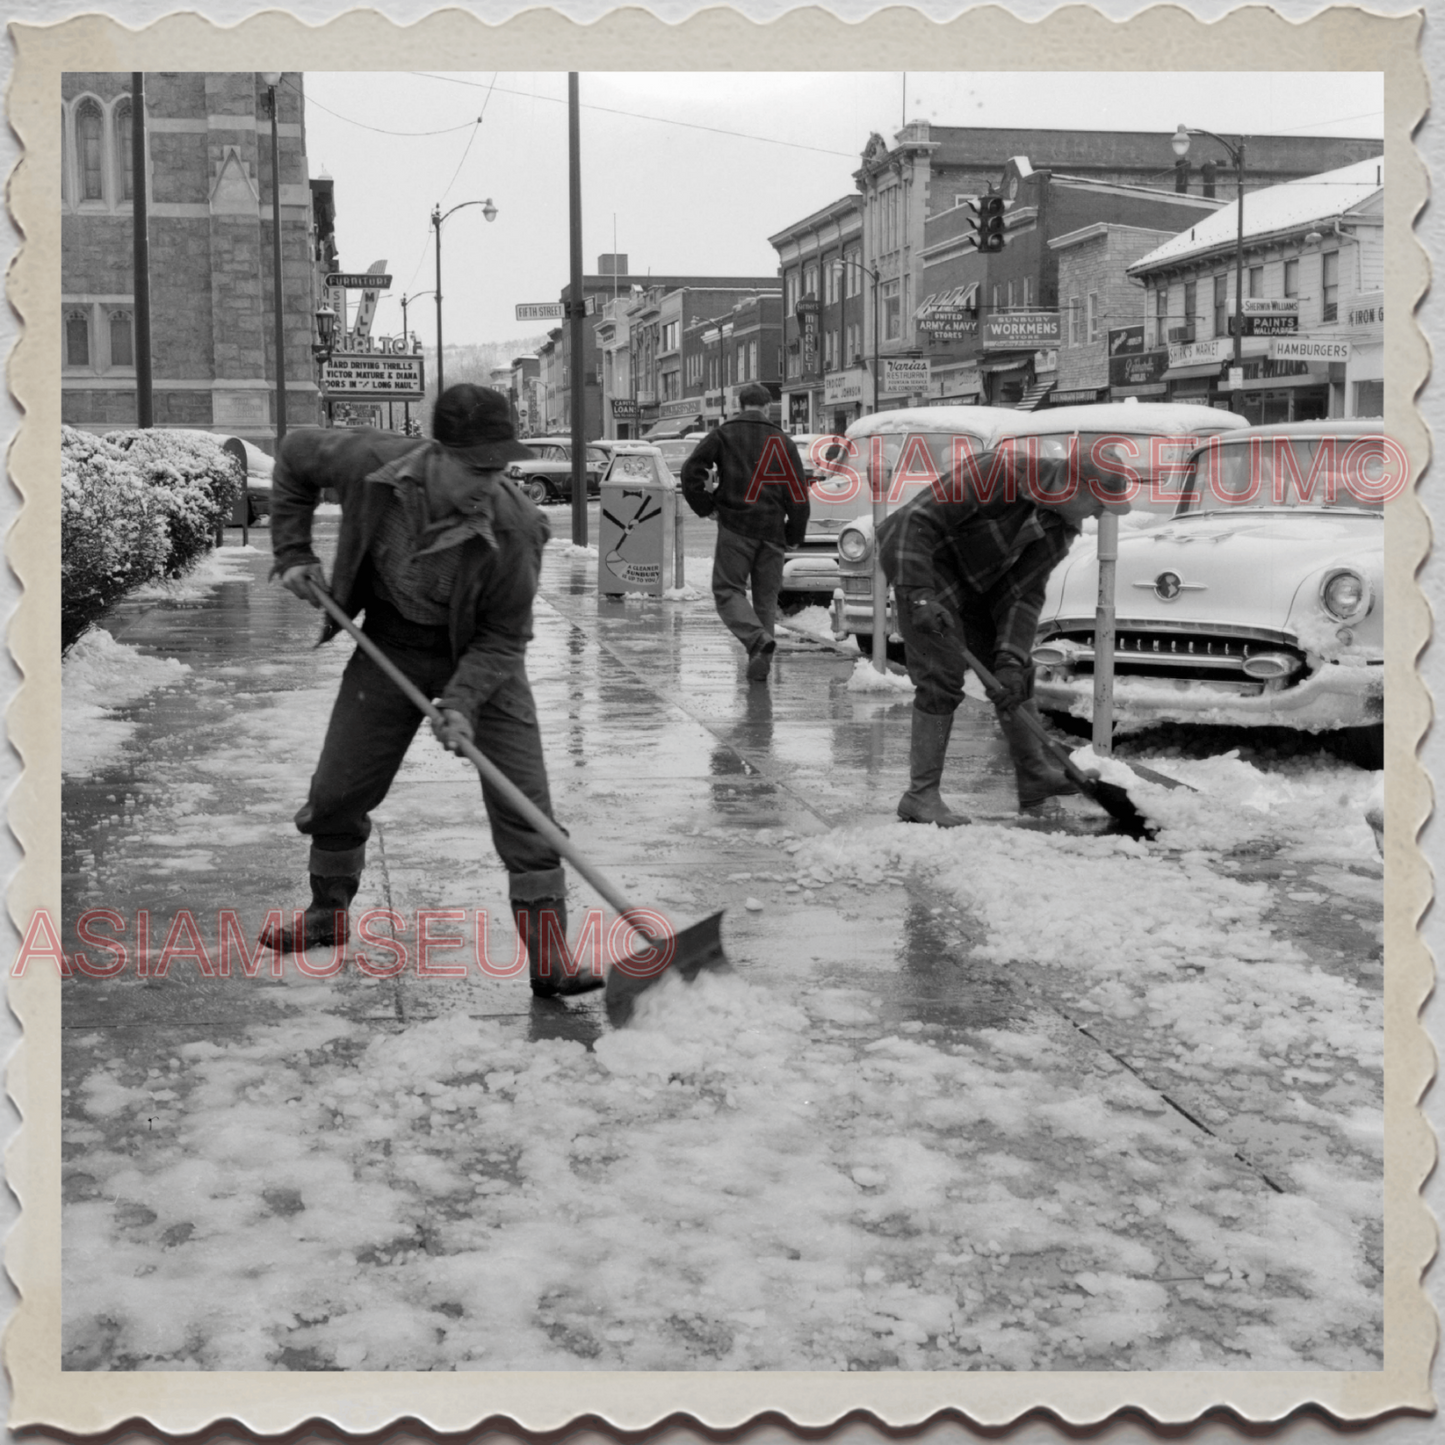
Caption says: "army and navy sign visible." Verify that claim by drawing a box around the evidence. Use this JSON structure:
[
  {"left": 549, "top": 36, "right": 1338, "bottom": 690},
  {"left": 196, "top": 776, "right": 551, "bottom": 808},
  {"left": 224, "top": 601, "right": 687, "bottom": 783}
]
[{"left": 321, "top": 354, "right": 425, "bottom": 399}]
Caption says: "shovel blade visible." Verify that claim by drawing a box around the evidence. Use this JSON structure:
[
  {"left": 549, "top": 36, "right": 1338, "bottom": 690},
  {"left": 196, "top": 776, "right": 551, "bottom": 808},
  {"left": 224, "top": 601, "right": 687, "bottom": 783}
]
[
  {"left": 605, "top": 911, "right": 730, "bottom": 1027},
  {"left": 1082, "top": 777, "right": 1158, "bottom": 841}
]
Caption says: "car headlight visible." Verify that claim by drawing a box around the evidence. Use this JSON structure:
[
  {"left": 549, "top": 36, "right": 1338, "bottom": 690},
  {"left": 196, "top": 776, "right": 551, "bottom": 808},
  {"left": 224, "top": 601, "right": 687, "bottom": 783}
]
[
  {"left": 1321, "top": 569, "right": 1370, "bottom": 621},
  {"left": 506, "top": 463, "right": 522, "bottom": 478},
  {"left": 838, "top": 526, "right": 870, "bottom": 563}
]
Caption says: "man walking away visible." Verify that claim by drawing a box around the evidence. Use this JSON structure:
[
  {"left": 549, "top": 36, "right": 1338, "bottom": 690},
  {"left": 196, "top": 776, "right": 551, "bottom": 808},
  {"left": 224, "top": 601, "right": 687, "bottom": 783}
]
[
  {"left": 266, "top": 384, "right": 602, "bottom": 999},
  {"left": 879, "top": 445, "right": 1131, "bottom": 825},
  {"left": 680, "top": 383, "right": 810, "bottom": 683}
]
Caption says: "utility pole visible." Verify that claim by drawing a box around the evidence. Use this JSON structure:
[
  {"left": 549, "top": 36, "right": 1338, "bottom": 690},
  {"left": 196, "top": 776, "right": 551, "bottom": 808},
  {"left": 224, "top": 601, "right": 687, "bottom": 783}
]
[
  {"left": 568, "top": 72, "right": 587, "bottom": 547},
  {"left": 130, "top": 72, "right": 153, "bottom": 427},
  {"left": 263, "top": 74, "right": 287, "bottom": 444}
]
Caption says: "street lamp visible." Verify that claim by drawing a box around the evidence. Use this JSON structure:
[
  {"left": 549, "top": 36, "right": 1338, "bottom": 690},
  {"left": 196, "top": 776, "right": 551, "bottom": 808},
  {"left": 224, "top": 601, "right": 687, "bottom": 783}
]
[
  {"left": 1172, "top": 124, "right": 1247, "bottom": 413},
  {"left": 831, "top": 253, "right": 887, "bottom": 672},
  {"left": 397, "top": 290, "right": 433, "bottom": 435},
  {"left": 261, "top": 73, "right": 287, "bottom": 442},
  {"left": 431, "top": 198, "right": 498, "bottom": 395},
  {"left": 312, "top": 302, "right": 337, "bottom": 361}
]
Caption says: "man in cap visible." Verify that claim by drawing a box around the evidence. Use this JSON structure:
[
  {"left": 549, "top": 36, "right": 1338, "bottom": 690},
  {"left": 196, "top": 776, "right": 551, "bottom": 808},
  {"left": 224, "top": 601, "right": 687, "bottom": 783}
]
[
  {"left": 878, "top": 443, "right": 1131, "bottom": 825},
  {"left": 266, "top": 384, "right": 601, "bottom": 998},
  {"left": 681, "top": 382, "right": 810, "bottom": 683}
]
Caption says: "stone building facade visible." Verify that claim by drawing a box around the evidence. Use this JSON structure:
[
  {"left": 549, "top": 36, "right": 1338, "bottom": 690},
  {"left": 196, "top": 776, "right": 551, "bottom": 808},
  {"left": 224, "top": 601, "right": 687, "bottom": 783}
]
[{"left": 62, "top": 71, "right": 322, "bottom": 445}]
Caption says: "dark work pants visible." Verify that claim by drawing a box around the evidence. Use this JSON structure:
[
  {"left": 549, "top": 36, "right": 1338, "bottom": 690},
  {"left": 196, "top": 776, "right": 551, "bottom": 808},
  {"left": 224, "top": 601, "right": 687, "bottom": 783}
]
[
  {"left": 712, "top": 524, "right": 785, "bottom": 657},
  {"left": 897, "top": 590, "right": 1001, "bottom": 717},
  {"left": 296, "top": 639, "right": 566, "bottom": 902}
]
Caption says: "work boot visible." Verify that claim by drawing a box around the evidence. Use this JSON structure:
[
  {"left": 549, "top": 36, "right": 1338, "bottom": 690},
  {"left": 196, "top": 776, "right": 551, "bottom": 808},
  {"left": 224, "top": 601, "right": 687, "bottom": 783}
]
[
  {"left": 746, "top": 637, "right": 776, "bottom": 683},
  {"left": 897, "top": 707, "right": 971, "bottom": 827},
  {"left": 997, "top": 701, "right": 1081, "bottom": 811},
  {"left": 258, "top": 873, "right": 358, "bottom": 953},
  {"left": 516, "top": 896, "right": 604, "bottom": 999}
]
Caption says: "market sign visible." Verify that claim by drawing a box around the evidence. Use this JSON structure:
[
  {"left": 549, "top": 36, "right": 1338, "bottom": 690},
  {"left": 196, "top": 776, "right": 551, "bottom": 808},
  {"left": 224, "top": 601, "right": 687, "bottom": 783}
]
[
  {"left": 326, "top": 272, "right": 393, "bottom": 290},
  {"left": 320, "top": 353, "right": 425, "bottom": 399},
  {"left": 1269, "top": 338, "right": 1351, "bottom": 363},
  {"left": 1109, "top": 346, "right": 1169, "bottom": 389},
  {"left": 882, "top": 358, "right": 931, "bottom": 395},
  {"left": 1167, "top": 337, "right": 1232, "bottom": 367},
  {"left": 795, "top": 295, "right": 820, "bottom": 360},
  {"left": 982, "top": 311, "right": 1060, "bottom": 349}
]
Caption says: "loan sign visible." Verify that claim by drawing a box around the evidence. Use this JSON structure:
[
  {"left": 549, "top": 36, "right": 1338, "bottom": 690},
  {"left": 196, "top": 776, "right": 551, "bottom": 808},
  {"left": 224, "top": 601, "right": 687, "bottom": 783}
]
[{"left": 321, "top": 354, "right": 426, "bottom": 399}]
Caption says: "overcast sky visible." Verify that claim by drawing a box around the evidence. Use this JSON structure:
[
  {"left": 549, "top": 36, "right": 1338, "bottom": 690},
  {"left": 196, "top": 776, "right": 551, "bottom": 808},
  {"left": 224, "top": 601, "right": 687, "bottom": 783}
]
[{"left": 301, "top": 71, "right": 1383, "bottom": 351}]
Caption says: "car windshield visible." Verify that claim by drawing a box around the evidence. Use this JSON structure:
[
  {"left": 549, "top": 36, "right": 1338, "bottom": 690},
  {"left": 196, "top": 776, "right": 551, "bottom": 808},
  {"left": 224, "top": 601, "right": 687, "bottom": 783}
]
[
  {"left": 1002, "top": 432, "right": 1231, "bottom": 514},
  {"left": 1177, "top": 436, "right": 1390, "bottom": 515},
  {"left": 809, "top": 430, "right": 997, "bottom": 513}
]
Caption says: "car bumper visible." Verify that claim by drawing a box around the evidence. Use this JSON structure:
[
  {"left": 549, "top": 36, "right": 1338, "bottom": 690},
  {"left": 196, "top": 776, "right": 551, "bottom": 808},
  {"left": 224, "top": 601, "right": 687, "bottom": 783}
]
[
  {"left": 1034, "top": 660, "right": 1384, "bottom": 733},
  {"left": 780, "top": 556, "right": 840, "bottom": 596},
  {"left": 828, "top": 580, "right": 900, "bottom": 642}
]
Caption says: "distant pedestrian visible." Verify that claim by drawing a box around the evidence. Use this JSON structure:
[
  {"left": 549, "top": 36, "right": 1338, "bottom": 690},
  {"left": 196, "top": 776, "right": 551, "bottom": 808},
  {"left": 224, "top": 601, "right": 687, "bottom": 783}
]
[
  {"left": 265, "top": 384, "right": 602, "bottom": 998},
  {"left": 878, "top": 446, "right": 1131, "bottom": 824},
  {"left": 681, "top": 383, "right": 810, "bottom": 682}
]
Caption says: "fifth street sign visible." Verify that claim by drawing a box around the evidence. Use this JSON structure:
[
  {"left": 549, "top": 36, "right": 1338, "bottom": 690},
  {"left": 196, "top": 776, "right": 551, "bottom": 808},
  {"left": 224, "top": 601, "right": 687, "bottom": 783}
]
[{"left": 516, "top": 303, "right": 565, "bottom": 322}]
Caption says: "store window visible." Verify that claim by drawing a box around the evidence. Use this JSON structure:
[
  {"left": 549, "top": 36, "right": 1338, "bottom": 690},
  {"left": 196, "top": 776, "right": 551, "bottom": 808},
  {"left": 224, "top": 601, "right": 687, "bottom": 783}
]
[
  {"left": 803, "top": 264, "right": 818, "bottom": 301},
  {"left": 1354, "top": 379, "right": 1383, "bottom": 418},
  {"left": 749, "top": 340, "right": 758, "bottom": 379},
  {"left": 1248, "top": 265, "right": 1263, "bottom": 299},
  {"left": 1322, "top": 252, "right": 1340, "bottom": 322},
  {"left": 65, "top": 308, "right": 90, "bottom": 367},
  {"left": 1284, "top": 258, "right": 1300, "bottom": 298},
  {"left": 1213, "top": 274, "right": 1228, "bottom": 337},
  {"left": 843, "top": 250, "right": 862, "bottom": 298},
  {"left": 1087, "top": 292, "right": 1099, "bottom": 343},
  {"left": 1023, "top": 277, "right": 1032, "bottom": 307},
  {"left": 1183, "top": 281, "right": 1197, "bottom": 334},
  {"left": 1068, "top": 295, "right": 1081, "bottom": 347},
  {"left": 1154, "top": 286, "right": 1168, "bottom": 346},
  {"left": 785, "top": 271, "right": 799, "bottom": 313}
]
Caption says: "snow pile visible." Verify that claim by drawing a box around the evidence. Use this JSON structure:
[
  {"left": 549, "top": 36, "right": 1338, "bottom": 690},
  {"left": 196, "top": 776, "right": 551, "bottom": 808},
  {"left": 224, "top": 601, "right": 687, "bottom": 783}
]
[
  {"left": 662, "top": 584, "right": 703, "bottom": 601},
  {"left": 129, "top": 543, "right": 259, "bottom": 604},
  {"left": 550, "top": 540, "right": 599, "bottom": 558},
  {"left": 62, "top": 629, "right": 190, "bottom": 776},
  {"left": 1071, "top": 745, "right": 1380, "bottom": 856},
  {"left": 63, "top": 958, "right": 1379, "bottom": 1372},
  {"left": 847, "top": 658, "right": 914, "bottom": 695}
]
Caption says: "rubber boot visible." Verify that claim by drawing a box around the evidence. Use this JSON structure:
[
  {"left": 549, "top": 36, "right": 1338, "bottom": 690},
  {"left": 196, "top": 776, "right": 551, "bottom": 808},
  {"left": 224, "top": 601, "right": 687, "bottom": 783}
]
[
  {"left": 259, "top": 873, "right": 358, "bottom": 953},
  {"left": 746, "top": 637, "right": 776, "bottom": 683},
  {"left": 997, "top": 700, "right": 1081, "bottom": 811},
  {"left": 516, "top": 897, "right": 605, "bottom": 999},
  {"left": 896, "top": 707, "right": 971, "bottom": 827}
]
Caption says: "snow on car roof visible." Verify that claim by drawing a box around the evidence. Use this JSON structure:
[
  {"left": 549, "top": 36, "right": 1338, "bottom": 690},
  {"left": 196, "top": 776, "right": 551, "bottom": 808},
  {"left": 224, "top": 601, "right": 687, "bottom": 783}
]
[
  {"left": 994, "top": 403, "right": 1252, "bottom": 438},
  {"left": 1130, "top": 158, "right": 1383, "bottom": 271},
  {"left": 843, "top": 405, "right": 1016, "bottom": 439},
  {"left": 1193, "top": 417, "right": 1388, "bottom": 444}
]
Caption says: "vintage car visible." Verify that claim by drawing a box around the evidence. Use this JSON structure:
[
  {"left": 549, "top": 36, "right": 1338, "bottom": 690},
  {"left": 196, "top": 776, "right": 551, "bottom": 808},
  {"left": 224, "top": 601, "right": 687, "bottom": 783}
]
[
  {"left": 788, "top": 406, "right": 1015, "bottom": 626},
  {"left": 827, "top": 402, "right": 1244, "bottom": 653},
  {"left": 505, "top": 437, "right": 607, "bottom": 504},
  {"left": 1031, "top": 418, "right": 1390, "bottom": 766}
]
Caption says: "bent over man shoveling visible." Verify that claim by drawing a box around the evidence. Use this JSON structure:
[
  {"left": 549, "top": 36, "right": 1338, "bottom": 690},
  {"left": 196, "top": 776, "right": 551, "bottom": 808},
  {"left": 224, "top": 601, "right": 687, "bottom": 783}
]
[
  {"left": 878, "top": 444, "right": 1131, "bottom": 826},
  {"left": 265, "top": 384, "right": 601, "bottom": 998}
]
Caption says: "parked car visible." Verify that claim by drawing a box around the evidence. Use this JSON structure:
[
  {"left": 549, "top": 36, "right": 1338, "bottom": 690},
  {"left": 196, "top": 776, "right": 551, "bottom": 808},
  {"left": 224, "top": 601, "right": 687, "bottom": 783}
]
[
  {"left": 819, "top": 406, "right": 1016, "bottom": 642},
  {"left": 1031, "top": 418, "right": 1389, "bottom": 766},
  {"left": 651, "top": 432, "right": 708, "bottom": 478},
  {"left": 827, "top": 402, "right": 1248, "bottom": 651},
  {"left": 216, "top": 435, "right": 274, "bottom": 523},
  {"left": 505, "top": 437, "right": 607, "bottom": 504}
]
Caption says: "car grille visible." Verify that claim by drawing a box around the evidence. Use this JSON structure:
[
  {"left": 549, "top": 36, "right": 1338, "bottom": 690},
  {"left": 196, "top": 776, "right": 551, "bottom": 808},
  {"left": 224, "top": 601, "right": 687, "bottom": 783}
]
[{"left": 1039, "top": 628, "right": 1309, "bottom": 684}]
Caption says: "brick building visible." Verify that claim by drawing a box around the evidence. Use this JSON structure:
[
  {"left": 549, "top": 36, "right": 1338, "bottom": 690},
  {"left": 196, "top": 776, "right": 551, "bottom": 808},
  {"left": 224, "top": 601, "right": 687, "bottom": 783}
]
[
  {"left": 851, "top": 121, "right": 1384, "bottom": 409},
  {"left": 1049, "top": 224, "right": 1180, "bottom": 404},
  {"left": 62, "top": 71, "right": 323, "bottom": 446}
]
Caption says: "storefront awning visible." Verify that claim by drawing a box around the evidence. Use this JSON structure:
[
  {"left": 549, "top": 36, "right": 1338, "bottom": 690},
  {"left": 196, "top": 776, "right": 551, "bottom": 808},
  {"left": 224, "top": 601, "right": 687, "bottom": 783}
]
[
  {"left": 1160, "top": 361, "right": 1224, "bottom": 381},
  {"left": 979, "top": 354, "right": 1032, "bottom": 374}
]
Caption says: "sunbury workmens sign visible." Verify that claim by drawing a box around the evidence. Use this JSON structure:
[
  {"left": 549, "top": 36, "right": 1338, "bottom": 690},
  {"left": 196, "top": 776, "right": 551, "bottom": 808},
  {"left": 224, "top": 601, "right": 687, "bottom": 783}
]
[
  {"left": 321, "top": 354, "right": 426, "bottom": 399},
  {"left": 982, "top": 312, "right": 1061, "bottom": 348}
]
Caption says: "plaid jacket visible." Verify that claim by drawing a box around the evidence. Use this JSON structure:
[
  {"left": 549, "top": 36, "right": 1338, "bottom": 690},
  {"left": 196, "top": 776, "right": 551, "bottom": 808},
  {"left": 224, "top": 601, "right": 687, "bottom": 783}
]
[{"left": 878, "top": 465, "right": 1078, "bottom": 660}]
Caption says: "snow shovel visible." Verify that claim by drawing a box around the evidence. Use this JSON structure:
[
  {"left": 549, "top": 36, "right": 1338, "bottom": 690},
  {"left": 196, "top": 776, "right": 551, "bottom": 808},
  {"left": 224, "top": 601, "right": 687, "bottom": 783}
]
[
  {"left": 957, "top": 640, "right": 1166, "bottom": 841},
  {"left": 307, "top": 585, "right": 729, "bottom": 1024}
]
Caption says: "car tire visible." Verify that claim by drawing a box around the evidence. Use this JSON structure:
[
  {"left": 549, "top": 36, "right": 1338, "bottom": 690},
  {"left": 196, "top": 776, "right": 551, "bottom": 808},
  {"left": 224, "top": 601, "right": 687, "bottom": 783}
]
[
  {"left": 523, "top": 478, "right": 550, "bottom": 505},
  {"left": 1335, "top": 723, "right": 1384, "bottom": 771}
]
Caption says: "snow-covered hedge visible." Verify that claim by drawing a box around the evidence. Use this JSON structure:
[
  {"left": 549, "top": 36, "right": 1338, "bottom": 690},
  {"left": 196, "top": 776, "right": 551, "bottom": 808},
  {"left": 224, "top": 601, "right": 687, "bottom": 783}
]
[{"left": 61, "top": 426, "right": 241, "bottom": 649}]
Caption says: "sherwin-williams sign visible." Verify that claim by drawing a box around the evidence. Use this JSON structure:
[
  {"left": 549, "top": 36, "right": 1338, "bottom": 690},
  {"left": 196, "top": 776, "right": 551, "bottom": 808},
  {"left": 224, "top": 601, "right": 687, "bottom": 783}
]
[{"left": 982, "top": 312, "right": 1061, "bottom": 348}]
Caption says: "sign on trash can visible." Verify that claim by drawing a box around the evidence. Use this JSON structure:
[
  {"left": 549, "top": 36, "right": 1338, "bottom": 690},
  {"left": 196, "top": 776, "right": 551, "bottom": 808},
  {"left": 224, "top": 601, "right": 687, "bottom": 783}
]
[{"left": 598, "top": 448, "right": 676, "bottom": 598}]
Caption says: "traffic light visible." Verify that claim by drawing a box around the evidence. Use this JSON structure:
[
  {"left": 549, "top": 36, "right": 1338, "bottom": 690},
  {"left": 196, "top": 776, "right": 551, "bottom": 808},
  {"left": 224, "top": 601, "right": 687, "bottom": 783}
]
[{"left": 975, "top": 195, "right": 1008, "bottom": 253}]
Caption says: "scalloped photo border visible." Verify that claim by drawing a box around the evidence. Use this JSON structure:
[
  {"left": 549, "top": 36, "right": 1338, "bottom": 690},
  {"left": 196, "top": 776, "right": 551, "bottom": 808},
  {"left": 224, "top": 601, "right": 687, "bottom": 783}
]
[{"left": 4, "top": 3, "right": 1433, "bottom": 1434}]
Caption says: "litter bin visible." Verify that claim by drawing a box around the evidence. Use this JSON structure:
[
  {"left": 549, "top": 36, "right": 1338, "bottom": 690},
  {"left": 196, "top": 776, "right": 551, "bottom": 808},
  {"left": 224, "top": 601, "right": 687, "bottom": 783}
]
[{"left": 598, "top": 448, "right": 676, "bottom": 598}]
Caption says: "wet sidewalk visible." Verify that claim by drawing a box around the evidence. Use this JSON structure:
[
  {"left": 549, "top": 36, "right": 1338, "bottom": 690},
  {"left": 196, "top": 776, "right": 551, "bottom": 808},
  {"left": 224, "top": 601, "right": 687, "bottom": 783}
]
[{"left": 58, "top": 518, "right": 1384, "bottom": 1371}]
